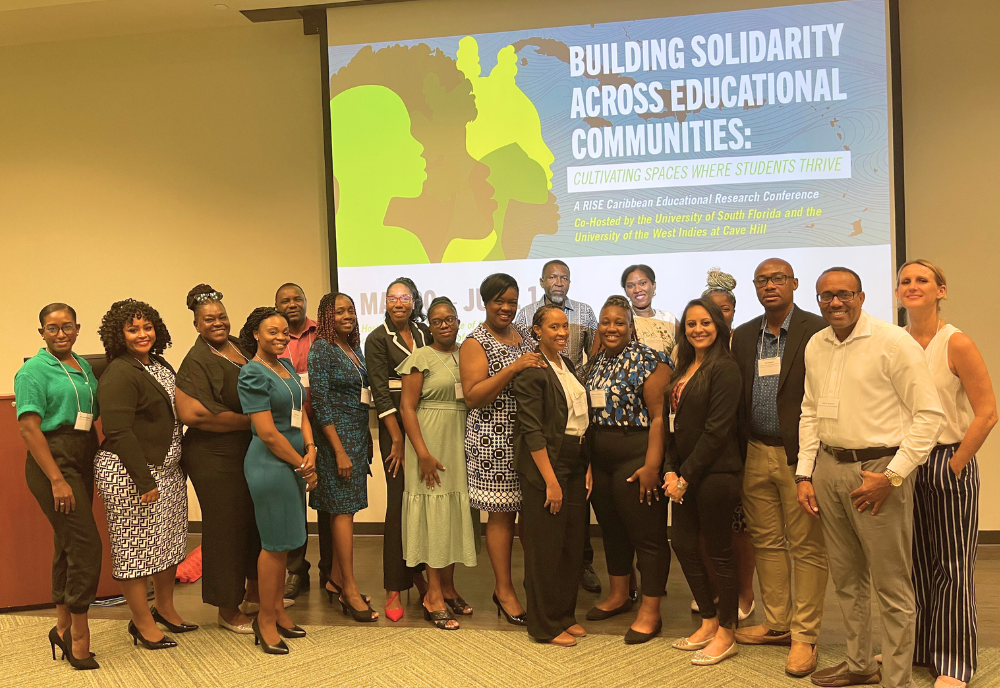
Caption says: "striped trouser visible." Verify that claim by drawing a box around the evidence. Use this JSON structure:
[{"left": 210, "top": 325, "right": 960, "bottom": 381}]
[{"left": 912, "top": 443, "right": 979, "bottom": 683}]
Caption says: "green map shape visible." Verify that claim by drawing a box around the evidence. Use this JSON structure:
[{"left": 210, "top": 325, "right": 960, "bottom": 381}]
[{"left": 330, "top": 84, "right": 429, "bottom": 267}]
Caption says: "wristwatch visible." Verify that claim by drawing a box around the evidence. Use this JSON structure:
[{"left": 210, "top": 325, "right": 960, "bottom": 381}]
[
  {"left": 883, "top": 468, "right": 903, "bottom": 487},
  {"left": 676, "top": 477, "right": 688, "bottom": 490}
]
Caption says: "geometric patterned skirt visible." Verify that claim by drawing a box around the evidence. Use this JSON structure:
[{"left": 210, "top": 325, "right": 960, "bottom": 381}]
[{"left": 95, "top": 431, "right": 188, "bottom": 580}]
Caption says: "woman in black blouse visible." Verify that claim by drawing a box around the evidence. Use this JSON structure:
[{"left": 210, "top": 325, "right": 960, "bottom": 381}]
[
  {"left": 584, "top": 296, "right": 670, "bottom": 645},
  {"left": 175, "top": 285, "right": 260, "bottom": 634},
  {"left": 363, "top": 277, "right": 432, "bottom": 621},
  {"left": 665, "top": 298, "right": 743, "bottom": 666}
]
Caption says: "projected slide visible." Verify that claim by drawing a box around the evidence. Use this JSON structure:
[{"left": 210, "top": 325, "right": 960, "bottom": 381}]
[{"left": 327, "top": 0, "right": 893, "bottom": 335}]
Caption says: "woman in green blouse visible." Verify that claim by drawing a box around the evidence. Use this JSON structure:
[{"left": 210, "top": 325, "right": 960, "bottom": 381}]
[{"left": 15, "top": 303, "right": 101, "bottom": 671}]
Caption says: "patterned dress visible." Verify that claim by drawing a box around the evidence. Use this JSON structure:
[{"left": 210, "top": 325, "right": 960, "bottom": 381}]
[
  {"left": 308, "top": 339, "right": 373, "bottom": 515},
  {"left": 464, "top": 322, "right": 536, "bottom": 513},
  {"left": 95, "top": 360, "right": 187, "bottom": 579}
]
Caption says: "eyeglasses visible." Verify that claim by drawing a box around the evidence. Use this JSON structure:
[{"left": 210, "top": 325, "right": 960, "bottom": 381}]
[
  {"left": 386, "top": 295, "right": 412, "bottom": 305},
  {"left": 43, "top": 324, "right": 77, "bottom": 335},
  {"left": 817, "top": 290, "right": 858, "bottom": 304},
  {"left": 752, "top": 273, "right": 790, "bottom": 288},
  {"left": 430, "top": 316, "right": 458, "bottom": 328}
]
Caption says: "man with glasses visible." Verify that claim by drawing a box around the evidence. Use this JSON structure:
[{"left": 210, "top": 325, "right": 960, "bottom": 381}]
[
  {"left": 796, "top": 267, "right": 944, "bottom": 688},
  {"left": 731, "top": 259, "right": 828, "bottom": 678},
  {"left": 515, "top": 260, "right": 601, "bottom": 593}
]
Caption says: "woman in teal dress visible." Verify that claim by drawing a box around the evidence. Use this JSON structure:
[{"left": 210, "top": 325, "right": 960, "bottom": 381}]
[
  {"left": 237, "top": 307, "right": 317, "bottom": 655},
  {"left": 308, "top": 292, "right": 377, "bottom": 622},
  {"left": 398, "top": 297, "right": 477, "bottom": 630}
]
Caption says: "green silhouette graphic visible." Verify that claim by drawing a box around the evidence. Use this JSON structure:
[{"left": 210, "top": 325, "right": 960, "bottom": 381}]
[
  {"left": 443, "top": 143, "right": 559, "bottom": 262},
  {"left": 456, "top": 37, "right": 555, "bottom": 189},
  {"left": 331, "top": 85, "right": 428, "bottom": 267}
]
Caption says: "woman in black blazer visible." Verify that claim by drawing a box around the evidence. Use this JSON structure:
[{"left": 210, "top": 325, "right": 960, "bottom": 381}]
[
  {"left": 363, "top": 277, "right": 432, "bottom": 620},
  {"left": 664, "top": 297, "right": 742, "bottom": 667},
  {"left": 512, "top": 305, "right": 590, "bottom": 647},
  {"left": 95, "top": 300, "right": 195, "bottom": 651}
]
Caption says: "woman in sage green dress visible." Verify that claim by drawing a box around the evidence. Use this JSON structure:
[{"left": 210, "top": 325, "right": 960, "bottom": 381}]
[{"left": 397, "top": 297, "right": 477, "bottom": 630}]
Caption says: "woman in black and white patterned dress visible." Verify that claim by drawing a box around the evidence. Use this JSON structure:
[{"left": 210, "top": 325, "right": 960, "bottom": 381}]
[
  {"left": 95, "top": 300, "right": 194, "bottom": 651},
  {"left": 459, "top": 274, "right": 542, "bottom": 624}
]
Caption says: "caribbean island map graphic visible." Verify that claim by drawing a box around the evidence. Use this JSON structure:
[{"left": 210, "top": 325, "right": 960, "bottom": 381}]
[{"left": 327, "top": 0, "right": 889, "bottom": 274}]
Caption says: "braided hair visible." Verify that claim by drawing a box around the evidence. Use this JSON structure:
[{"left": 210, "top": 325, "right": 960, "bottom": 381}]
[
  {"left": 238, "top": 307, "right": 287, "bottom": 358},
  {"left": 186, "top": 283, "right": 224, "bottom": 314},
  {"left": 702, "top": 267, "right": 737, "bottom": 307},
  {"left": 530, "top": 303, "right": 564, "bottom": 337},
  {"left": 316, "top": 292, "right": 360, "bottom": 349},
  {"left": 387, "top": 277, "right": 425, "bottom": 323},
  {"left": 98, "top": 299, "right": 172, "bottom": 362},
  {"left": 601, "top": 295, "right": 638, "bottom": 341}
]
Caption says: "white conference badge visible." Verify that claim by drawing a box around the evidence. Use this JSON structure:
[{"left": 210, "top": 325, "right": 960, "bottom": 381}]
[
  {"left": 669, "top": 411, "right": 676, "bottom": 433},
  {"left": 757, "top": 357, "right": 780, "bottom": 377},
  {"left": 589, "top": 389, "right": 607, "bottom": 407},
  {"left": 74, "top": 412, "right": 94, "bottom": 432},
  {"left": 361, "top": 387, "right": 373, "bottom": 406},
  {"left": 817, "top": 398, "right": 840, "bottom": 419},
  {"left": 388, "top": 379, "right": 403, "bottom": 390},
  {"left": 299, "top": 372, "right": 310, "bottom": 389},
  {"left": 454, "top": 383, "right": 465, "bottom": 400},
  {"left": 291, "top": 408, "right": 303, "bottom": 428},
  {"left": 572, "top": 391, "right": 587, "bottom": 416}
]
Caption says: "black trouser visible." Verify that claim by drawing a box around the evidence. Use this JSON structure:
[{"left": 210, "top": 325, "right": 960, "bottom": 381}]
[
  {"left": 286, "top": 510, "right": 332, "bottom": 585},
  {"left": 671, "top": 471, "right": 741, "bottom": 629},
  {"left": 589, "top": 427, "right": 669, "bottom": 597},
  {"left": 520, "top": 439, "right": 588, "bottom": 642},
  {"left": 378, "top": 413, "right": 423, "bottom": 591},
  {"left": 183, "top": 433, "right": 260, "bottom": 608},
  {"left": 24, "top": 426, "right": 102, "bottom": 614}
]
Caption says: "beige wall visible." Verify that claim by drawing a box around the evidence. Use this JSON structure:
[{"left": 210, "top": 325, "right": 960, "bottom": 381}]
[
  {"left": 2, "top": 0, "right": 997, "bottom": 527},
  {"left": 899, "top": 0, "right": 1000, "bottom": 529}
]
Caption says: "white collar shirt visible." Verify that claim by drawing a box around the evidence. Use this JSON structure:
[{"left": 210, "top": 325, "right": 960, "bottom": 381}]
[{"left": 796, "top": 310, "right": 944, "bottom": 479}]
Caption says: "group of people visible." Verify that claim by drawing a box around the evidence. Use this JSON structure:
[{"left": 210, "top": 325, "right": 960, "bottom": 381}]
[{"left": 15, "top": 257, "right": 994, "bottom": 688}]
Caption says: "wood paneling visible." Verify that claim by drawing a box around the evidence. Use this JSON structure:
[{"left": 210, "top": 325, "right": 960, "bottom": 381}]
[{"left": 0, "top": 395, "right": 119, "bottom": 610}]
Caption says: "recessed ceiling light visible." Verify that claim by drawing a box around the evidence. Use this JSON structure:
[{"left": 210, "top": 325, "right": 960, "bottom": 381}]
[{"left": 214, "top": 3, "right": 229, "bottom": 9}]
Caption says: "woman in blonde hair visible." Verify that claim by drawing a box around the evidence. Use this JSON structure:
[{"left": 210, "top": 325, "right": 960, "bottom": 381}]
[
  {"left": 898, "top": 259, "right": 996, "bottom": 688},
  {"left": 698, "top": 268, "right": 756, "bottom": 622}
]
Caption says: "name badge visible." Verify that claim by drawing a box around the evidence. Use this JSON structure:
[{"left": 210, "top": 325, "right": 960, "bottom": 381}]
[
  {"left": 299, "top": 373, "right": 310, "bottom": 389},
  {"left": 817, "top": 398, "right": 840, "bottom": 419},
  {"left": 454, "top": 383, "right": 465, "bottom": 400},
  {"left": 757, "top": 357, "right": 780, "bottom": 377},
  {"left": 388, "top": 379, "right": 403, "bottom": 390},
  {"left": 669, "top": 411, "right": 676, "bottom": 433},
  {"left": 75, "top": 412, "right": 94, "bottom": 432},
  {"left": 360, "top": 387, "right": 372, "bottom": 406},
  {"left": 291, "top": 408, "right": 303, "bottom": 428},
  {"left": 572, "top": 392, "right": 587, "bottom": 416},
  {"left": 589, "top": 389, "right": 607, "bottom": 407}
]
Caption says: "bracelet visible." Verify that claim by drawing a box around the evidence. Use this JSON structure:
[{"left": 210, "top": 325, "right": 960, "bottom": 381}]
[
  {"left": 795, "top": 475, "right": 812, "bottom": 483},
  {"left": 304, "top": 443, "right": 316, "bottom": 450}
]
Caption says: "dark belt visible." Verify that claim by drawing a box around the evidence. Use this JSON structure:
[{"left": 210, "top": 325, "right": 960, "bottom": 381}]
[
  {"left": 821, "top": 443, "right": 899, "bottom": 463},
  {"left": 591, "top": 425, "right": 650, "bottom": 435},
  {"left": 750, "top": 432, "right": 784, "bottom": 447},
  {"left": 566, "top": 434, "right": 586, "bottom": 444}
]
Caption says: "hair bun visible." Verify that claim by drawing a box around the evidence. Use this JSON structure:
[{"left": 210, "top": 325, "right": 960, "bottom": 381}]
[
  {"left": 705, "top": 268, "right": 736, "bottom": 292},
  {"left": 186, "top": 284, "right": 223, "bottom": 311}
]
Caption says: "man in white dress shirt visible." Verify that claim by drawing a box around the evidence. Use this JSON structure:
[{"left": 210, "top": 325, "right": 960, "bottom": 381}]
[{"left": 796, "top": 267, "right": 944, "bottom": 688}]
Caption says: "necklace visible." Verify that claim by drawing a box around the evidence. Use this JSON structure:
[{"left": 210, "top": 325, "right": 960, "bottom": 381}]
[
  {"left": 207, "top": 339, "right": 247, "bottom": 368},
  {"left": 485, "top": 323, "right": 518, "bottom": 347}
]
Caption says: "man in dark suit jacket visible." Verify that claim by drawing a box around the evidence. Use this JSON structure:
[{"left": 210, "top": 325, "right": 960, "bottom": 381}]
[{"left": 730, "top": 258, "right": 829, "bottom": 678}]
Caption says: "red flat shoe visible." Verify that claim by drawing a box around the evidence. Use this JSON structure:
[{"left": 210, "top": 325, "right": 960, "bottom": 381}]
[{"left": 385, "top": 591, "right": 404, "bottom": 622}]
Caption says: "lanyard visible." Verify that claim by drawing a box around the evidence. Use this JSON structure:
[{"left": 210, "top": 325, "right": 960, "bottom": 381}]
[
  {"left": 47, "top": 351, "right": 93, "bottom": 415},
  {"left": 427, "top": 347, "right": 460, "bottom": 384},
  {"left": 255, "top": 356, "right": 301, "bottom": 411},
  {"left": 758, "top": 319, "right": 782, "bottom": 361},
  {"left": 208, "top": 340, "right": 247, "bottom": 368},
  {"left": 340, "top": 344, "right": 367, "bottom": 390}
]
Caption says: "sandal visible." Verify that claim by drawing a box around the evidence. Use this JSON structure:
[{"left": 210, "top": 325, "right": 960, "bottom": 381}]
[
  {"left": 444, "top": 595, "right": 473, "bottom": 616},
  {"left": 423, "top": 606, "right": 459, "bottom": 630},
  {"left": 326, "top": 582, "right": 370, "bottom": 605},
  {"left": 339, "top": 594, "right": 378, "bottom": 622}
]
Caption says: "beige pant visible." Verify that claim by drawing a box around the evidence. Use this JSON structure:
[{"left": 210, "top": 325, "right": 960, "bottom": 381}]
[
  {"left": 742, "top": 439, "right": 828, "bottom": 643},
  {"left": 813, "top": 448, "right": 917, "bottom": 688}
]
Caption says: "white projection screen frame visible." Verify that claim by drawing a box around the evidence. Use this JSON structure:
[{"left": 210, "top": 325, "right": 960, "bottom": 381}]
[{"left": 319, "top": 0, "right": 904, "bottom": 338}]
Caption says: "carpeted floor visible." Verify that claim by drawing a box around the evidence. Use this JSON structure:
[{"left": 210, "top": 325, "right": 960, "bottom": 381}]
[{"left": 2, "top": 613, "right": 994, "bottom": 687}]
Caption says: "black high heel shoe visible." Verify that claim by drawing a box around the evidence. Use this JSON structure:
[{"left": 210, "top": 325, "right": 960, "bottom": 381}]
[
  {"left": 64, "top": 630, "right": 99, "bottom": 670},
  {"left": 151, "top": 606, "right": 198, "bottom": 633},
  {"left": 48, "top": 626, "right": 66, "bottom": 660},
  {"left": 325, "top": 582, "right": 370, "bottom": 605},
  {"left": 492, "top": 593, "right": 527, "bottom": 626},
  {"left": 339, "top": 594, "right": 378, "bottom": 622},
  {"left": 252, "top": 619, "right": 289, "bottom": 655},
  {"left": 127, "top": 620, "right": 177, "bottom": 650},
  {"left": 276, "top": 623, "right": 307, "bottom": 639}
]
